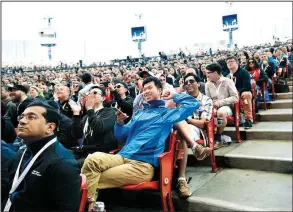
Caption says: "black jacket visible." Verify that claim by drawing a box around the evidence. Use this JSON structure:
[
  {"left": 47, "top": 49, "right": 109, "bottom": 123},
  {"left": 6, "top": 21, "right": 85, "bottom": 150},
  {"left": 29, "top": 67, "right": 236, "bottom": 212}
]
[
  {"left": 128, "top": 85, "right": 136, "bottom": 99},
  {"left": 106, "top": 90, "right": 134, "bottom": 123},
  {"left": 2, "top": 135, "right": 80, "bottom": 211},
  {"left": 2, "top": 99, "right": 15, "bottom": 114},
  {"left": 1, "top": 116, "right": 17, "bottom": 143},
  {"left": 229, "top": 67, "right": 252, "bottom": 94},
  {"left": 72, "top": 108, "right": 118, "bottom": 153},
  {"left": 1, "top": 141, "right": 17, "bottom": 203},
  {"left": 4, "top": 97, "right": 34, "bottom": 128},
  {"left": 57, "top": 114, "right": 77, "bottom": 149},
  {"left": 58, "top": 100, "right": 74, "bottom": 119},
  {"left": 261, "top": 62, "right": 275, "bottom": 79}
]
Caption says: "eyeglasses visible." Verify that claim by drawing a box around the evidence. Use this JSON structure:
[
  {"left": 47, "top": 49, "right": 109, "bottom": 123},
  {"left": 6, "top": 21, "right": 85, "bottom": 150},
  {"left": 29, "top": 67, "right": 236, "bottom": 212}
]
[
  {"left": 115, "top": 85, "right": 124, "bottom": 89},
  {"left": 184, "top": 79, "right": 196, "bottom": 85},
  {"left": 160, "top": 79, "right": 165, "bottom": 82},
  {"left": 17, "top": 113, "right": 40, "bottom": 122}
]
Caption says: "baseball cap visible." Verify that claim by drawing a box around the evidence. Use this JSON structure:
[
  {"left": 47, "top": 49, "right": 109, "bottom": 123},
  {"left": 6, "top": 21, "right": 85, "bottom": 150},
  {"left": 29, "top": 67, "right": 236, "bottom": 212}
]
[
  {"left": 8, "top": 84, "right": 29, "bottom": 93},
  {"left": 138, "top": 70, "right": 154, "bottom": 78}
]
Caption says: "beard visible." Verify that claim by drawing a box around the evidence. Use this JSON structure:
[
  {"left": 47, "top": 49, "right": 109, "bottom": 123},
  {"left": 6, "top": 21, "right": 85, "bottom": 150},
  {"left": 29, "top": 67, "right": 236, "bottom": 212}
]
[{"left": 11, "top": 94, "right": 22, "bottom": 103}]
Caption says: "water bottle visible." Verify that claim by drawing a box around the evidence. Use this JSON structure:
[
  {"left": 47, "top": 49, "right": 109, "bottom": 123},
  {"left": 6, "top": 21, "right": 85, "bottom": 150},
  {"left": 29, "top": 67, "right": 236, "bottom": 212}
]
[{"left": 93, "top": 201, "right": 106, "bottom": 212}]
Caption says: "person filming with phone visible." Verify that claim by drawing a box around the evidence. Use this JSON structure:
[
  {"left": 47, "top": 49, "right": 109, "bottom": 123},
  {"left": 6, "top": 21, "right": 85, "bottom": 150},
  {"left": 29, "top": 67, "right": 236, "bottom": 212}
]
[
  {"left": 107, "top": 81, "right": 134, "bottom": 124},
  {"left": 69, "top": 86, "right": 118, "bottom": 167}
]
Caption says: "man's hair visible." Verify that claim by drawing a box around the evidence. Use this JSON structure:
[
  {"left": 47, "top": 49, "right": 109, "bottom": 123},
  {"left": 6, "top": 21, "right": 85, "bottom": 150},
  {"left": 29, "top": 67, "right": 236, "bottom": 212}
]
[
  {"left": 206, "top": 63, "right": 222, "bottom": 75},
  {"left": 142, "top": 76, "right": 162, "bottom": 89},
  {"left": 81, "top": 72, "right": 92, "bottom": 84},
  {"left": 26, "top": 101, "right": 62, "bottom": 126},
  {"left": 89, "top": 86, "right": 106, "bottom": 97},
  {"left": 183, "top": 73, "right": 201, "bottom": 83},
  {"left": 216, "top": 59, "right": 228, "bottom": 71},
  {"left": 226, "top": 56, "right": 238, "bottom": 63}
]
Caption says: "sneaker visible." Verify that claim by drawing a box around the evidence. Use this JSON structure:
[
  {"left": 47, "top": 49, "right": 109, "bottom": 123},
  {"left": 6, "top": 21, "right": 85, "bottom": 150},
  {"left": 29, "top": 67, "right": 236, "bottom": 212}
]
[
  {"left": 244, "top": 120, "right": 252, "bottom": 129},
  {"left": 192, "top": 144, "right": 212, "bottom": 161},
  {"left": 177, "top": 179, "right": 191, "bottom": 199},
  {"left": 221, "top": 135, "right": 232, "bottom": 146},
  {"left": 214, "top": 141, "right": 224, "bottom": 150}
]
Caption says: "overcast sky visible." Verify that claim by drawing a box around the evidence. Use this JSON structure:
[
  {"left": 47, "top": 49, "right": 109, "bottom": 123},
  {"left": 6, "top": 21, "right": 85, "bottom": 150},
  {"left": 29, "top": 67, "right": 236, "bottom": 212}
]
[{"left": 2, "top": 2, "right": 292, "bottom": 64}]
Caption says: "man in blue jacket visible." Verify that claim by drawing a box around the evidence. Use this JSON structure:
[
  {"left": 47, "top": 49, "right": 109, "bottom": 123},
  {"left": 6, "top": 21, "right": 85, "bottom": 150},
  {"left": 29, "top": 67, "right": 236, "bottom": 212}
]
[{"left": 81, "top": 76, "right": 210, "bottom": 210}]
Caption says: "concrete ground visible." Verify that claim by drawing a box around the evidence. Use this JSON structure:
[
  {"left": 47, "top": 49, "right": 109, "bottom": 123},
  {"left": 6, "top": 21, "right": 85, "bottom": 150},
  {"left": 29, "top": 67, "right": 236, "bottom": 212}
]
[{"left": 101, "top": 167, "right": 292, "bottom": 211}]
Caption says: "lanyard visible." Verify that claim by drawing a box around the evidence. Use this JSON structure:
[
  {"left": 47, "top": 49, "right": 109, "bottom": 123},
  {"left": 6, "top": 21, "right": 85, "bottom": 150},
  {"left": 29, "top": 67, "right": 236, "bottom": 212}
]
[{"left": 4, "top": 137, "right": 57, "bottom": 212}]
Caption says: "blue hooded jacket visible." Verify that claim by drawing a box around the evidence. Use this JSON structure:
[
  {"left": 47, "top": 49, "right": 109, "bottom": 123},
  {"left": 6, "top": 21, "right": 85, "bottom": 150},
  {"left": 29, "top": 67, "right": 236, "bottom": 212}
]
[{"left": 114, "top": 93, "right": 200, "bottom": 167}]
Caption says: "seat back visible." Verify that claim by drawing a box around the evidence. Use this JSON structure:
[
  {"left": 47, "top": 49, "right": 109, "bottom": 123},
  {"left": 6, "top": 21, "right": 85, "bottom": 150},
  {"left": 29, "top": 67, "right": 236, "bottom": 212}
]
[
  {"left": 79, "top": 173, "right": 88, "bottom": 212},
  {"left": 205, "top": 109, "right": 220, "bottom": 172}
]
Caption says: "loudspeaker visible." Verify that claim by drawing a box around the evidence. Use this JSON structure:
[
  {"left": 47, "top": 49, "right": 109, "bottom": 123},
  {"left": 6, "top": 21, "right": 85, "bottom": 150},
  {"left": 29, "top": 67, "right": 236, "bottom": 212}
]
[{"left": 79, "top": 60, "right": 83, "bottom": 68}]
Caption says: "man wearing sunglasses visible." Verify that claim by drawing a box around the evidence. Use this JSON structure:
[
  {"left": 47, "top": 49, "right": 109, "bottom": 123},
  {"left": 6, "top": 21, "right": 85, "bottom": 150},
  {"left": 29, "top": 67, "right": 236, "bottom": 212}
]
[
  {"left": 2, "top": 101, "right": 80, "bottom": 212},
  {"left": 107, "top": 81, "right": 134, "bottom": 124},
  {"left": 69, "top": 86, "right": 118, "bottom": 167},
  {"left": 81, "top": 77, "right": 211, "bottom": 210}
]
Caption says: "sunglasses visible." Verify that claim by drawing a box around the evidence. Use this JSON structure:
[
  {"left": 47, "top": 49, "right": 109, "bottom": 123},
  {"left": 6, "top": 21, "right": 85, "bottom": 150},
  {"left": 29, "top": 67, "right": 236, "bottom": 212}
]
[
  {"left": 160, "top": 79, "right": 165, "bottom": 82},
  {"left": 86, "top": 90, "right": 102, "bottom": 96},
  {"left": 184, "top": 79, "right": 196, "bottom": 85},
  {"left": 249, "top": 61, "right": 254, "bottom": 64},
  {"left": 115, "top": 85, "right": 124, "bottom": 89}
]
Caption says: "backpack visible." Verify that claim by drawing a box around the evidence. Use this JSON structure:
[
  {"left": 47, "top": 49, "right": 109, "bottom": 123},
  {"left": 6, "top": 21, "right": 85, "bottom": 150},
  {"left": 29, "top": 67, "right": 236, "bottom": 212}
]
[{"left": 274, "top": 77, "right": 289, "bottom": 93}]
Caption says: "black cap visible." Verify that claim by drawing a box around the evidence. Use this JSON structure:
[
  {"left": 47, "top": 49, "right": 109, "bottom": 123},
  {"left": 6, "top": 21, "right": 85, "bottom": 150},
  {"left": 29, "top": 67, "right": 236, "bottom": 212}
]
[
  {"left": 138, "top": 70, "right": 154, "bottom": 78},
  {"left": 115, "top": 81, "right": 129, "bottom": 95},
  {"left": 8, "top": 84, "right": 28, "bottom": 93}
]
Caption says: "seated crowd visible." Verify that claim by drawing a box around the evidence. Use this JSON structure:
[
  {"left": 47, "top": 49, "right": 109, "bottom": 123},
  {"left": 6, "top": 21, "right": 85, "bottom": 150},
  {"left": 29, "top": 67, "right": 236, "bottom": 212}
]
[{"left": 1, "top": 43, "right": 292, "bottom": 211}]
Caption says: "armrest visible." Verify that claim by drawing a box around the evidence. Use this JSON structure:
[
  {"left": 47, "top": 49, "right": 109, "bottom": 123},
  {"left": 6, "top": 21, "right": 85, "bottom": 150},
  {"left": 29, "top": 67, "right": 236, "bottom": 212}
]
[{"left": 157, "top": 152, "right": 170, "bottom": 160}]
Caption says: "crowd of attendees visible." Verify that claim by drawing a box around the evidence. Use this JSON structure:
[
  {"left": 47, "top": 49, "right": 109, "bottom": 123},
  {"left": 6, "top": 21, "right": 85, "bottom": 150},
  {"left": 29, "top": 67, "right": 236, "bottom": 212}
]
[{"left": 1, "top": 41, "right": 292, "bottom": 211}]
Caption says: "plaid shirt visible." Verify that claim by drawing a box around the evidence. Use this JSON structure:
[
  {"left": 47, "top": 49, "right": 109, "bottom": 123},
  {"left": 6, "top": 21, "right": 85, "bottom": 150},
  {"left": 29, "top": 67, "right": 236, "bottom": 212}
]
[{"left": 191, "top": 92, "right": 213, "bottom": 121}]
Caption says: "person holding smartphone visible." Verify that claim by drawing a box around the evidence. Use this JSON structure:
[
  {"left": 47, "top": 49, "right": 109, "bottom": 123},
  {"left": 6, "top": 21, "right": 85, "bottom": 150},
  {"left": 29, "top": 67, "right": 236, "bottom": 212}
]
[
  {"left": 69, "top": 86, "right": 118, "bottom": 167},
  {"left": 107, "top": 81, "right": 134, "bottom": 124}
]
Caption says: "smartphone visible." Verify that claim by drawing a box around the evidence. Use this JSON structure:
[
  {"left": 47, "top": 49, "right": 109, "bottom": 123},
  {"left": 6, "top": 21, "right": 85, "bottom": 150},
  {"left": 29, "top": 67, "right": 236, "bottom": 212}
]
[
  {"left": 111, "top": 102, "right": 124, "bottom": 114},
  {"left": 101, "top": 81, "right": 110, "bottom": 87}
]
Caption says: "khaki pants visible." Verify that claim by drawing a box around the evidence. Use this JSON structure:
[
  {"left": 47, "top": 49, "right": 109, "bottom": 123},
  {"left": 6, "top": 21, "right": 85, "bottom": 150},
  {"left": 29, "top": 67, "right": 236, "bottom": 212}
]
[
  {"left": 241, "top": 92, "right": 253, "bottom": 122},
  {"left": 81, "top": 152, "right": 154, "bottom": 200}
]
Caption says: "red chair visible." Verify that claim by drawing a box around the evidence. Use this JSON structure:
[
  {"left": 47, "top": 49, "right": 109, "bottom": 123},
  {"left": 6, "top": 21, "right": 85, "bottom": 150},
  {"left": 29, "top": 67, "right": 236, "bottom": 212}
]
[
  {"left": 226, "top": 101, "right": 242, "bottom": 143},
  {"left": 195, "top": 110, "right": 219, "bottom": 173},
  {"left": 110, "top": 131, "right": 179, "bottom": 212},
  {"left": 271, "top": 75, "right": 276, "bottom": 100},
  {"left": 250, "top": 81, "right": 257, "bottom": 123},
  {"left": 79, "top": 173, "right": 88, "bottom": 212},
  {"left": 261, "top": 82, "right": 268, "bottom": 110}
]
